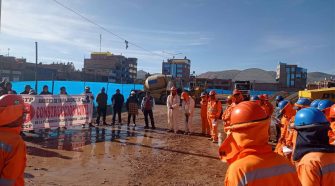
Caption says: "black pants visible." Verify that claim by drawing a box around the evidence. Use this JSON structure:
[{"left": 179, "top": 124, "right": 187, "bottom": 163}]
[
  {"left": 128, "top": 114, "right": 136, "bottom": 125},
  {"left": 96, "top": 106, "right": 107, "bottom": 124},
  {"left": 144, "top": 110, "right": 155, "bottom": 127},
  {"left": 112, "top": 107, "right": 122, "bottom": 124}
]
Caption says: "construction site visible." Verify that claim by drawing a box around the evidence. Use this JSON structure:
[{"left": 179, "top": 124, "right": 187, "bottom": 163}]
[{"left": 1, "top": 0, "right": 335, "bottom": 186}]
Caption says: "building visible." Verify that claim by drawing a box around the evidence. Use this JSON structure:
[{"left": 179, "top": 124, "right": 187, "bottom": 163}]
[
  {"left": 83, "top": 52, "right": 137, "bottom": 83},
  {"left": 276, "top": 62, "right": 307, "bottom": 90},
  {"left": 162, "top": 57, "right": 191, "bottom": 86},
  {"left": 0, "top": 55, "right": 104, "bottom": 82}
]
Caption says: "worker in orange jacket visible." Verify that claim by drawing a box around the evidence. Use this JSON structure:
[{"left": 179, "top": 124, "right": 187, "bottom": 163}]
[
  {"left": 207, "top": 90, "right": 222, "bottom": 143},
  {"left": 285, "top": 98, "right": 311, "bottom": 162},
  {"left": 0, "top": 94, "right": 27, "bottom": 186},
  {"left": 219, "top": 101, "right": 300, "bottom": 186},
  {"left": 329, "top": 104, "right": 335, "bottom": 144},
  {"left": 258, "top": 94, "right": 274, "bottom": 117},
  {"left": 316, "top": 100, "right": 334, "bottom": 144},
  {"left": 292, "top": 108, "right": 335, "bottom": 186},
  {"left": 274, "top": 100, "right": 295, "bottom": 157},
  {"left": 222, "top": 89, "right": 243, "bottom": 128},
  {"left": 200, "top": 92, "right": 210, "bottom": 136}
]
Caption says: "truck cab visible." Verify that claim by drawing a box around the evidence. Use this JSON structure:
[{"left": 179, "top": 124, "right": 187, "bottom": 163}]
[{"left": 234, "top": 81, "right": 251, "bottom": 101}]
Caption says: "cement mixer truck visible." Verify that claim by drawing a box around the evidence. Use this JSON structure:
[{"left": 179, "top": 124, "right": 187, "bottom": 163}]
[{"left": 144, "top": 74, "right": 177, "bottom": 104}]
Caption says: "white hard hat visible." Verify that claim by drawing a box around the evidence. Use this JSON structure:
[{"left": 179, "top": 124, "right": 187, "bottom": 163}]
[{"left": 131, "top": 91, "right": 136, "bottom": 95}]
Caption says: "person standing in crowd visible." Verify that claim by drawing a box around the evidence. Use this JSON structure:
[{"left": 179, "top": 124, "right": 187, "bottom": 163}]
[
  {"left": 126, "top": 91, "right": 139, "bottom": 129},
  {"left": 285, "top": 98, "right": 311, "bottom": 161},
  {"left": 258, "top": 94, "right": 274, "bottom": 117},
  {"left": 222, "top": 89, "right": 243, "bottom": 128},
  {"left": 274, "top": 100, "right": 295, "bottom": 157},
  {"left": 207, "top": 90, "right": 222, "bottom": 143},
  {"left": 167, "top": 87, "right": 180, "bottom": 133},
  {"left": 40, "top": 85, "right": 52, "bottom": 95},
  {"left": 0, "top": 82, "right": 17, "bottom": 95},
  {"left": 274, "top": 95, "right": 284, "bottom": 142},
  {"left": 200, "top": 92, "right": 209, "bottom": 136},
  {"left": 329, "top": 104, "right": 335, "bottom": 144},
  {"left": 181, "top": 92, "right": 195, "bottom": 135},
  {"left": 60, "top": 86, "right": 67, "bottom": 95},
  {"left": 292, "top": 108, "right": 335, "bottom": 185},
  {"left": 141, "top": 91, "right": 155, "bottom": 129},
  {"left": 83, "top": 86, "right": 94, "bottom": 128},
  {"left": 96, "top": 87, "right": 108, "bottom": 126},
  {"left": 220, "top": 101, "right": 299, "bottom": 185},
  {"left": 111, "top": 89, "right": 124, "bottom": 126},
  {"left": 20, "top": 85, "right": 31, "bottom": 94},
  {"left": 0, "top": 94, "right": 27, "bottom": 185}
]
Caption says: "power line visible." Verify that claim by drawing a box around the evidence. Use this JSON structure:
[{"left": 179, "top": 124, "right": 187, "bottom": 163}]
[{"left": 51, "top": 0, "right": 168, "bottom": 58}]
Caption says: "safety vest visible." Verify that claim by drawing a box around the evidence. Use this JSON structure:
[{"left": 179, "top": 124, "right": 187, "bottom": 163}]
[{"left": 207, "top": 100, "right": 221, "bottom": 118}]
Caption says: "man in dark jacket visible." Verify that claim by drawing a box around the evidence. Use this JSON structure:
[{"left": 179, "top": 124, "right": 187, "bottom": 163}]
[
  {"left": 141, "top": 91, "right": 156, "bottom": 129},
  {"left": 40, "top": 85, "right": 52, "bottom": 95},
  {"left": 0, "top": 82, "right": 17, "bottom": 95},
  {"left": 111, "top": 89, "right": 124, "bottom": 126},
  {"left": 96, "top": 87, "right": 108, "bottom": 126},
  {"left": 20, "top": 85, "right": 31, "bottom": 94}
]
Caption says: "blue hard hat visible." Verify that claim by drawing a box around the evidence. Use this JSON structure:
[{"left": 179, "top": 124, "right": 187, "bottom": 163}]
[
  {"left": 250, "top": 95, "right": 260, "bottom": 101},
  {"left": 317, "top": 100, "right": 334, "bottom": 111},
  {"left": 310, "top": 99, "right": 321, "bottom": 108},
  {"left": 294, "top": 108, "right": 328, "bottom": 127},
  {"left": 275, "top": 95, "right": 284, "bottom": 102},
  {"left": 278, "top": 100, "right": 289, "bottom": 110},
  {"left": 294, "top": 98, "right": 311, "bottom": 110}
]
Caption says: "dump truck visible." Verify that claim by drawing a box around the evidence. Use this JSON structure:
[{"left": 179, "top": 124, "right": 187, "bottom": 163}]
[
  {"left": 298, "top": 88, "right": 335, "bottom": 102},
  {"left": 234, "top": 80, "right": 251, "bottom": 100}
]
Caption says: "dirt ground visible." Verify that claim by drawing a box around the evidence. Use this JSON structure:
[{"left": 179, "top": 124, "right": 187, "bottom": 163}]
[{"left": 23, "top": 105, "right": 228, "bottom": 186}]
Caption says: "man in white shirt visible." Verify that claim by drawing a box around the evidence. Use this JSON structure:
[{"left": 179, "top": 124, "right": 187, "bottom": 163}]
[
  {"left": 181, "top": 92, "right": 195, "bottom": 135},
  {"left": 167, "top": 87, "right": 180, "bottom": 133}
]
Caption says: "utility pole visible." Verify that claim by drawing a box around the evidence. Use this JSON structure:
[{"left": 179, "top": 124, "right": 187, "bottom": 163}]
[
  {"left": 99, "top": 34, "right": 102, "bottom": 52},
  {"left": 0, "top": 0, "right": 2, "bottom": 32},
  {"left": 35, "top": 42, "right": 38, "bottom": 92}
]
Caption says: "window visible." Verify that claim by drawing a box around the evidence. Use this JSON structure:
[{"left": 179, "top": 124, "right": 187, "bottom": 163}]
[
  {"left": 286, "top": 68, "right": 290, "bottom": 73},
  {"left": 287, "top": 74, "right": 290, "bottom": 87},
  {"left": 291, "top": 80, "right": 295, "bottom": 86},
  {"left": 296, "top": 74, "right": 301, "bottom": 79},
  {"left": 177, "top": 64, "right": 183, "bottom": 68}
]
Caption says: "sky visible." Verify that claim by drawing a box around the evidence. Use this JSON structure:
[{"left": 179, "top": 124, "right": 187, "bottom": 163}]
[{"left": 0, "top": 0, "right": 334, "bottom": 74}]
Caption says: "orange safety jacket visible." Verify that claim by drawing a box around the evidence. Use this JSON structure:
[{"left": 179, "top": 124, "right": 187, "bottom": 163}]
[
  {"left": 220, "top": 118, "right": 300, "bottom": 186},
  {"left": 329, "top": 121, "right": 335, "bottom": 144},
  {"left": 207, "top": 99, "right": 222, "bottom": 119},
  {"left": 0, "top": 127, "right": 26, "bottom": 186},
  {"left": 297, "top": 152, "right": 335, "bottom": 186},
  {"left": 200, "top": 99, "right": 208, "bottom": 117}
]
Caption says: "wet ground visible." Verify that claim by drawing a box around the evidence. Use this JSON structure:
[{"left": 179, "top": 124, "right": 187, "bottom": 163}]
[{"left": 24, "top": 105, "right": 228, "bottom": 186}]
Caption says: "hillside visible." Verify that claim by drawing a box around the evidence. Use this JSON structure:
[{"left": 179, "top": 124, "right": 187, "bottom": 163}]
[
  {"left": 198, "top": 68, "right": 334, "bottom": 83},
  {"left": 307, "top": 72, "right": 334, "bottom": 83}
]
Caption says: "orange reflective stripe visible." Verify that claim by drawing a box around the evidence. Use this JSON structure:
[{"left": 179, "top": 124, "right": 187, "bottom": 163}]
[
  {"left": 0, "top": 141, "right": 12, "bottom": 153},
  {"left": 238, "top": 164, "right": 295, "bottom": 186},
  {"left": 322, "top": 163, "right": 335, "bottom": 175}
]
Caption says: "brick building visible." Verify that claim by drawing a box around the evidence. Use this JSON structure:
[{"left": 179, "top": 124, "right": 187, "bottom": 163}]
[{"left": 83, "top": 52, "right": 137, "bottom": 83}]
